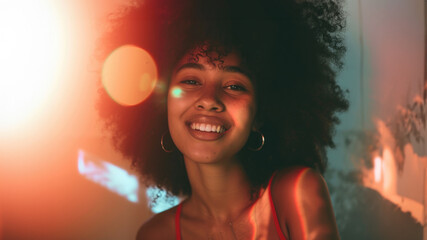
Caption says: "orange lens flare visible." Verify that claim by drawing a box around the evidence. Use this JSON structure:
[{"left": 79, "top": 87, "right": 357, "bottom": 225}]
[{"left": 102, "top": 45, "right": 158, "bottom": 106}]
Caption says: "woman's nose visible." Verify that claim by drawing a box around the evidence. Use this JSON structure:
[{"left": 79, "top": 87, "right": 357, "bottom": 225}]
[{"left": 195, "top": 86, "right": 225, "bottom": 112}]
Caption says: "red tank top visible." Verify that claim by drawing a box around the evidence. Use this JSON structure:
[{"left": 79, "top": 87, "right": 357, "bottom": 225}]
[{"left": 175, "top": 173, "right": 287, "bottom": 240}]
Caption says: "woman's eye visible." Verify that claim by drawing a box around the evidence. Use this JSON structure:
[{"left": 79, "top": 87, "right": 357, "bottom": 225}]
[
  {"left": 225, "top": 84, "right": 246, "bottom": 91},
  {"left": 181, "top": 80, "right": 200, "bottom": 85}
]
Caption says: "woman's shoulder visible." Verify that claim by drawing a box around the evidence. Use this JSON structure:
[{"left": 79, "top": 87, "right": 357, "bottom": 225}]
[
  {"left": 270, "top": 166, "right": 330, "bottom": 214},
  {"left": 271, "top": 166, "right": 340, "bottom": 239},
  {"left": 272, "top": 166, "right": 326, "bottom": 193},
  {"left": 136, "top": 204, "right": 179, "bottom": 240}
]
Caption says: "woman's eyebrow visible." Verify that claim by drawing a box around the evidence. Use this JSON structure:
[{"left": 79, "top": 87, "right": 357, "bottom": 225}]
[
  {"left": 174, "top": 62, "right": 205, "bottom": 74},
  {"left": 174, "top": 62, "right": 251, "bottom": 79},
  {"left": 222, "top": 66, "right": 251, "bottom": 78}
]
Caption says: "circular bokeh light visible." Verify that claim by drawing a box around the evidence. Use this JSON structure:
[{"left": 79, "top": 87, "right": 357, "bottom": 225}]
[{"left": 102, "top": 45, "right": 158, "bottom": 106}]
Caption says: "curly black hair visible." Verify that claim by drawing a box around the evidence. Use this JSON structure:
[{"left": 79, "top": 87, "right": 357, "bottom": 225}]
[{"left": 96, "top": 0, "right": 348, "bottom": 197}]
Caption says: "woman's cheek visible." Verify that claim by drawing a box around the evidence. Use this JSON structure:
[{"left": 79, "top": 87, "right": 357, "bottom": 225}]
[{"left": 231, "top": 100, "right": 256, "bottom": 128}]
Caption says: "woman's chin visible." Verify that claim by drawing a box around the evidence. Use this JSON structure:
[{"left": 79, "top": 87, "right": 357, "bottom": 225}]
[{"left": 182, "top": 148, "right": 237, "bottom": 165}]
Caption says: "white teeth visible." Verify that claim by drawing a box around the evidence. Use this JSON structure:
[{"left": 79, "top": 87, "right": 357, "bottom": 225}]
[{"left": 190, "top": 123, "right": 225, "bottom": 133}]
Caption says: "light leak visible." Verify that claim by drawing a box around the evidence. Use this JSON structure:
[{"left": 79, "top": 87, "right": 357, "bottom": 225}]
[
  {"left": 145, "top": 187, "right": 180, "bottom": 213},
  {"left": 170, "top": 86, "right": 183, "bottom": 98},
  {"left": 0, "top": 0, "right": 65, "bottom": 131},
  {"left": 78, "top": 150, "right": 139, "bottom": 203}
]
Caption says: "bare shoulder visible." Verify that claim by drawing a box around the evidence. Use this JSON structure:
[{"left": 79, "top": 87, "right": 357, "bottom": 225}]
[
  {"left": 272, "top": 166, "right": 328, "bottom": 197},
  {"left": 271, "top": 166, "right": 340, "bottom": 239},
  {"left": 136, "top": 205, "right": 178, "bottom": 240},
  {"left": 270, "top": 167, "right": 326, "bottom": 214}
]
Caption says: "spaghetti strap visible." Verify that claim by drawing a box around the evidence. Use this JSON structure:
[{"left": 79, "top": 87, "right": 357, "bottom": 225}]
[
  {"left": 175, "top": 203, "right": 182, "bottom": 240},
  {"left": 268, "top": 172, "right": 287, "bottom": 240}
]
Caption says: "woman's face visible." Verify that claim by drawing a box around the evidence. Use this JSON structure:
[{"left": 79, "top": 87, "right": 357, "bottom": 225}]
[{"left": 167, "top": 50, "right": 256, "bottom": 163}]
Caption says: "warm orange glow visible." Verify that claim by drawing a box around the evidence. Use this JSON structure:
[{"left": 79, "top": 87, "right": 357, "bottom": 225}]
[
  {"left": 374, "top": 156, "right": 382, "bottom": 182},
  {"left": 294, "top": 168, "right": 310, "bottom": 240},
  {"left": 246, "top": 184, "right": 274, "bottom": 239},
  {"left": 102, "top": 45, "right": 158, "bottom": 106},
  {"left": 0, "top": 206, "right": 2, "bottom": 240},
  {"left": 0, "top": 1, "right": 65, "bottom": 132},
  {"left": 247, "top": 200, "right": 258, "bottom": 239},
  {"left": 362, "top": 120, "right": 425, "bottom": 224},
  {"left": 382, "top": 148, "right": 397, "bottom": 195}
]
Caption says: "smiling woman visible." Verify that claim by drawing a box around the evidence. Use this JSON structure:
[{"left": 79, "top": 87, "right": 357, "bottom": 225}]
[
  {"left": 168, "top": 50, "right": 256, "bottom": 164},
  {"left": 97, "top": 0, "right": 348, "bottom": 239}
]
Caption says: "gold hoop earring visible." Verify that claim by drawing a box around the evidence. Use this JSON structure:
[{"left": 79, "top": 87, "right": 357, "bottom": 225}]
[
  {"left": 161, "top": 132, "right": 174, "bottom": 153},
  {"left": 247, "top": 130, "right": 265, "bottom": 151}
]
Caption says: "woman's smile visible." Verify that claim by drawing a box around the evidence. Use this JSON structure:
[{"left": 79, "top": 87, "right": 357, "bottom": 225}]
[
  {"left": 167, "top": 50, "right": 256, "bottom": 163},
  {"left": 185, "top": 114, "right": 230, "bottom": 141}
]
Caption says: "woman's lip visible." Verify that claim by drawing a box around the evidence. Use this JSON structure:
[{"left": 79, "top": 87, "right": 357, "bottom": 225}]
[{"left": 186, "top": 124, "right": 227, "bottom": 141}]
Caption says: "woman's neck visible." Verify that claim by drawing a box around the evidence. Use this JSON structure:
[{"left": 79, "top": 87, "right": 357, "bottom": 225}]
[{"left": 183, "top": 157, "right": 254, "bottom": 222}]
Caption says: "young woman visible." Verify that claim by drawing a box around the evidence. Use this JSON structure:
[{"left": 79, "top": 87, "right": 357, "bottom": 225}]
[{"left": 97, "top": 0, "right": 348, "bottom": 239}]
